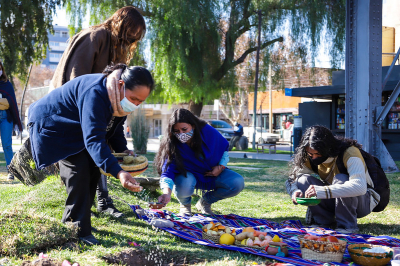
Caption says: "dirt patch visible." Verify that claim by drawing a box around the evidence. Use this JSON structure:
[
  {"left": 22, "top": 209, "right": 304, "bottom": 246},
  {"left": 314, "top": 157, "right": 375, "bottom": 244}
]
[
  {"left": 20, "top": 258, "right": 62, "bottom": 266},
  {"left": 102, "top": 248, "right": 204, "bottom": 266},
  {"left": 102, "top": 248, "right": 156, "bottom": 266}
]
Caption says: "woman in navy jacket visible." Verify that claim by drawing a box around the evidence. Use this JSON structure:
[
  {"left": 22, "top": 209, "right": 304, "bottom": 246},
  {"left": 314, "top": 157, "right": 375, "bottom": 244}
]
[{"left": 28, "top": 64, "right": 154, "bottom": 245}]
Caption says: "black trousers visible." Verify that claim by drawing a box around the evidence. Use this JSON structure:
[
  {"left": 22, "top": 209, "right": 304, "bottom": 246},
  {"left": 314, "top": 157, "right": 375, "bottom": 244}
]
[{"left": 59, "top": 150, "right": 101, "bottom": 237}]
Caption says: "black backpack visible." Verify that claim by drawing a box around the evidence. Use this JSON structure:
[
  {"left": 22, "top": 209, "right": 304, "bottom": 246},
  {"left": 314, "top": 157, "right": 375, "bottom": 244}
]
[{"left": 336, "top": 148, "right": 390, "bottom": 212}]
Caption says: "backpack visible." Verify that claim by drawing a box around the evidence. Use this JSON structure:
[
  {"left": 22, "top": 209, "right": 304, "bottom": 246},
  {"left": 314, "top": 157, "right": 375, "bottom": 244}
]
[{"left": 336, "top": 148, "right": 390, "bottom": 212}]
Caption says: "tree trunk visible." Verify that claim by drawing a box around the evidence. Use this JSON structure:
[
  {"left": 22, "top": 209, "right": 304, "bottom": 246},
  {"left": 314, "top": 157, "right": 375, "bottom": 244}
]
[{"left": 188, "top": 100, "right": 203, "bottom": 117}]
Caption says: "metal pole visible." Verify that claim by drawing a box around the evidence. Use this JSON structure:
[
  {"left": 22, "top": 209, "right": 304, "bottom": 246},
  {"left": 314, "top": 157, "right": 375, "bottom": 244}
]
[
  {"left": 20, "top": 64, "right": 33, "bottom": 144},
  {"left": 252, "top": 10, "right": 261, "bottom": 149},
  {"left": 268, "top": 64, "right": 273, "bottom": 133},
  {"left": 260, "top": 104, "right": 262, "bottom": 143}
]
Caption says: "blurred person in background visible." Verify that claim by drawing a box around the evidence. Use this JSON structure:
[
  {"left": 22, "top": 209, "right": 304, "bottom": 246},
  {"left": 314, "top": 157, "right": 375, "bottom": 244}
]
[{"left": 0, "top": 61, "right": 23, "bottom": 180}]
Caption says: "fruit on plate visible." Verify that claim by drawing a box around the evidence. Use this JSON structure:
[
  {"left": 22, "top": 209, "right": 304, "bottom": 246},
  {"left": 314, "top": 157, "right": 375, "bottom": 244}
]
[
  {"left": 202, "top": 222, "right": 236, "bottom": 237},
  {"left": 242, "top": 227, "right": 255, "bottom": 233},
  {"left": 235, "top": 232, "right": 255, "bottom": 241},
  {"left": 272, "top": 235, "right": 281, "bottom": 242},
  {"left": 327, "top": 236, "right": 339, "bottom": 242},
  {"left": 304, "top": 234, "right": 319, "bottom": 241},
  {"left": 219, "top": 233, "right": 235, "bottom": 245}
]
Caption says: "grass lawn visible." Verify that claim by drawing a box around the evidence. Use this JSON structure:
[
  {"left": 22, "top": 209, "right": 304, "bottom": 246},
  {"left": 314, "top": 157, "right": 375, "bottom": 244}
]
[{"left": 1, "top": 152, "right": 400, "bottom": 265}]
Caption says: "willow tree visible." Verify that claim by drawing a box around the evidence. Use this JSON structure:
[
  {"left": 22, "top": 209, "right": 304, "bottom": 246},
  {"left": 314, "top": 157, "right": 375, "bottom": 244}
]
[
  {"left": 65, "top": 0, "right": 346, "bottom": 115},
  {"left": 0, "top": 0, "right": 61, "bottom": 82}
]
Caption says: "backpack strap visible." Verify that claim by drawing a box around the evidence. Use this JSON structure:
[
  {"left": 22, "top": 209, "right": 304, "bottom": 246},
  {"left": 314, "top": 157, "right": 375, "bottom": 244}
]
[
  {"left": 336, "top": 150, "right": 348, "bottom": 175},
  {"left": 336, "top": 147, "right": 373, "bottom": 189}
]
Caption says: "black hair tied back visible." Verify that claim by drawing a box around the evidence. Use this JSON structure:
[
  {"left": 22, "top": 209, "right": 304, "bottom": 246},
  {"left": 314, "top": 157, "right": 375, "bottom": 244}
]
[{"left": 102, "top": 63, "right": 127, "bottom": 76}]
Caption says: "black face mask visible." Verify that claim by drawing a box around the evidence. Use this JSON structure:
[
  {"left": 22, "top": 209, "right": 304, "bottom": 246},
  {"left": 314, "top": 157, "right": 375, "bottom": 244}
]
[{"left": 310, "top": 156, "right": 328, "bottom": 165}]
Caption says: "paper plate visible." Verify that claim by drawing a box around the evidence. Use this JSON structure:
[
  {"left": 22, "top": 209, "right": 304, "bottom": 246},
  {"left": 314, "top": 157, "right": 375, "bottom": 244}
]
[{"left": 296, "top": 197, "right": 321, "bottom": 206}]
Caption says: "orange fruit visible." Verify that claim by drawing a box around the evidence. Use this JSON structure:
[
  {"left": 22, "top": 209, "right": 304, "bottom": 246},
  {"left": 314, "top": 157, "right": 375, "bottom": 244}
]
[{"left": 242, "top": 227, "right": 255, "bottom": 233}]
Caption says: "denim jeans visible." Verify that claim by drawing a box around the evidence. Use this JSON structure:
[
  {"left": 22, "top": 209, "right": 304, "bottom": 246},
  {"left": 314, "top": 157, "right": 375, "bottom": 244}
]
[
  {"left": 0, "top": 110, "right": 14, "bottom": 166},
  {"left": 173, "top": 168, "right": 245, "bottom": 205}
]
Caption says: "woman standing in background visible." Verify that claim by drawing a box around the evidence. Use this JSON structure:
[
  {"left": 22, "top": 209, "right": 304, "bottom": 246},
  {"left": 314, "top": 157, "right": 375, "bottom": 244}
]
[{"left": 0, "top": 61, "right": 23, "bottom": 180}]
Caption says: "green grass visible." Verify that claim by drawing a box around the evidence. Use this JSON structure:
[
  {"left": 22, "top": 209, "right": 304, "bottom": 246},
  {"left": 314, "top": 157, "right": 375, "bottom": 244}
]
[{"left": 1, "top": 154, "right": 400, "bottom": 265}]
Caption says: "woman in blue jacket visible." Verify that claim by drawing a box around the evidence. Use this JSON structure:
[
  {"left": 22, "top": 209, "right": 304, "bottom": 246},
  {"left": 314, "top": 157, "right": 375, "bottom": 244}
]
[
  {"left": 154, "top": 108, "right": 244, "bottom": 216},
  {"left": 28, "top": 64, "right": 154, "bottom": 245},
  {"left": 0, "top": 61, "right": 23, "bottom": 180}
]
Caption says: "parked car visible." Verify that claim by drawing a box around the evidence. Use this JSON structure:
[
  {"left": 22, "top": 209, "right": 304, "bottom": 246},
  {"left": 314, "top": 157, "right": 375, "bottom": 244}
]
[
  {"left": 243, "top": 126, "right": 280, "bottom": 144},
  {"left": 206, "top": 120, "right": 235, "bottom": 140}
]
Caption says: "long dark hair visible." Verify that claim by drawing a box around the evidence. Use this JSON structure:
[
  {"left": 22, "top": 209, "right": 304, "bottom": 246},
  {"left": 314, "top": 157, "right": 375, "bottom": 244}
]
[
  {"left": 289, "top": 125, "right": 362, "bottom": 181},
  {"left": 93, "top": 6, "right": 146, "bottom": 64},
  {"left": 154, "top": 108, "right": 207, "bottom": 176},
  {"left": 103, "top": 63, "right": 154, "bottom": 92},
  {"left": 0, "top": 61, "right": 9, "bottom": 82}
]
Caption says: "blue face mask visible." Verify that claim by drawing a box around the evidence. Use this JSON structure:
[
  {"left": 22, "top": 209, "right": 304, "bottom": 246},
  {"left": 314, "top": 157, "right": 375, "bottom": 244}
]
[{"left": 120, "top": 84, "right": 139, "bottom": 113}]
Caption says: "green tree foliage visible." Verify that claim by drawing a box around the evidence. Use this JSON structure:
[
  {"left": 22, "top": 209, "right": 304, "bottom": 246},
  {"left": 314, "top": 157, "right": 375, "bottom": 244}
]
[
  {"left": 0, "top": 0, "right": 61, "bottom": 83},
  {"left": 64, "top": 0, "right": 346, "bottom": 114}
]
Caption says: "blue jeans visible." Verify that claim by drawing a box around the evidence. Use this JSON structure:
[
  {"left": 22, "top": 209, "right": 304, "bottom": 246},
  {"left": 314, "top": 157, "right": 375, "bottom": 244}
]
[
  {"left": 173, "top": 169, "right": 245, "bottom": 205},
  {"left": 0, "top": 110, "right": 14, "bottom": 166}
]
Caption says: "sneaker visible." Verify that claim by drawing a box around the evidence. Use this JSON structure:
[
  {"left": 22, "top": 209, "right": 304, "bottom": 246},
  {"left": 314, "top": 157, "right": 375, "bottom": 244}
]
[
  {"left": 97, "top": 198, "right": 124, "bottom": 218},
  {"left": 79, "top": 234, "right": 100, "bottom": 245},
  {"left": 178, "top": 204, "right": 192, "bottom": 216},
  {"left": 195, "top": 198, "right": 215, "bottom": 215},
  {"left": 335, "top": 227, "right": 359, "bottom": 234},
  {"left": 7, "top": 173, "right": 14, "bottom": 180}
]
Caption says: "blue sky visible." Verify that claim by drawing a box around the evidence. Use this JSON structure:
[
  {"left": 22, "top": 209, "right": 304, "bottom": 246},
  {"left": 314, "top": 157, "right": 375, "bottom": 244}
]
[{"left": 53, "top": 6, "right": 90, "bottom": 28}]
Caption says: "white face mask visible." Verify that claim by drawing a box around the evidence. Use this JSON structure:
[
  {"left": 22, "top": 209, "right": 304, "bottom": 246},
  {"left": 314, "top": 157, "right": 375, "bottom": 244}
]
[
  {"left": 0, "top": 70, "right": 3, "bottom": 77},
  {"left": 120, "top": 84, "right": 139, "bottom": 113}
]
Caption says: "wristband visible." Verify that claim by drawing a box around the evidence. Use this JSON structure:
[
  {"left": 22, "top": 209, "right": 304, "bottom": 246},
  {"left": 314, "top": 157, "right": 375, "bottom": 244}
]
[{"left": 220, "top": 165, "right": 226, "bottom": 170}]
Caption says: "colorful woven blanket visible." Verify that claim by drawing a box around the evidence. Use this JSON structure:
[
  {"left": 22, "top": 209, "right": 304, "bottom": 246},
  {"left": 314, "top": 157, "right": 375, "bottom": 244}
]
[{"left": 130, "top": 205, "right": 400, "bottom": 266}]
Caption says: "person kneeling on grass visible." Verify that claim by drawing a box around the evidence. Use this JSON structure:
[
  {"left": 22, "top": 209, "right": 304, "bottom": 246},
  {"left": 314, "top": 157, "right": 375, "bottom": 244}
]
[
  {"left": 154, "top": 108, "right": 245, "bottom": 216},
  {"left": 285, "top": 125, "right": 380, "bottom": 234},
  {"left": 27, "top": 64, "right": 154, "bottom": 245}
]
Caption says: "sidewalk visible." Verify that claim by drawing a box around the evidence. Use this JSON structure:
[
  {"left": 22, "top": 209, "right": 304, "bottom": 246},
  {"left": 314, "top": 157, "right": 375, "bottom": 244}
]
[{"left": 5, "top": 136, "right": 292, "bottom": 162}]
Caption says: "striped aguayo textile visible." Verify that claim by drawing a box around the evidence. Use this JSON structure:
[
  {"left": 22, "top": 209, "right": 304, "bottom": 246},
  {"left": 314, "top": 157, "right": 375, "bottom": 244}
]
[{"left": 130, "top": 205, "right": 400, "bottom": 266}]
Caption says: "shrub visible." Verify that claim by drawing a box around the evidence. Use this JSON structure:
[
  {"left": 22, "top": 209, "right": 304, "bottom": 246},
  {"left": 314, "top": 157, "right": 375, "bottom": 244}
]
[{"left": 130, "top": 106, "right": 150, "bottom": 154}]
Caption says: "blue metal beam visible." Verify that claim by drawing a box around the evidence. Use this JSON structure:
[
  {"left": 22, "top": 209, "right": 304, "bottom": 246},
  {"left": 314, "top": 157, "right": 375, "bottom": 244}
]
[{"left": 346, "top": 0, "right": 398, "bottom": 171}]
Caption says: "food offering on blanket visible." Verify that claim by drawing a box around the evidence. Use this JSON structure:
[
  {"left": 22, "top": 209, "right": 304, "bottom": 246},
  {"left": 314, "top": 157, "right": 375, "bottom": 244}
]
[
  {"left": 265, "top": 242, "right": 289, "bottom": 257},
  {"left": 147, "top": 202, "right": 164, "bottom": 209},
  {"left": 202, "top": 222, "right": 237, "bottom": 244},
  {"left": 235, "top": 229, "right": 287, "bottom": 256},
  {"left": 348, "top": 244, "right": 393, "bottom": 266},
  {"left": 219, "top": 233, "right": 235, "bottom": 245},
  {"left": 298, "top": 234, "right": 347, "bottom": 263}
]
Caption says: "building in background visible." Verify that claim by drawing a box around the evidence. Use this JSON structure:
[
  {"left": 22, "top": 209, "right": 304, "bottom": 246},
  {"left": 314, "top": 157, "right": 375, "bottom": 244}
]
[{"left": 41, "top": 25, "right": 69, "bottom": 70}]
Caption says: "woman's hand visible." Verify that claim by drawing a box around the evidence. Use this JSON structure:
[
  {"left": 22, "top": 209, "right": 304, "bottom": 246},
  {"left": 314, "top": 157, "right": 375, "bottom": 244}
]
[
  {"left": 291, "top": 191, "right": 303, "bottom": 205},
  {"left": 305, "top": 185, "right": 317, "bottom": 198},
  {"left": 158, "top": 194, "right": 171, "bottom": 206},
  {"left": 158, "top": 188, "right": 172, "bottom": 206},
  {"left": 204, "top": 165, "right": 225, "bottom": 177},
  {"left": 117, "top": 170, "right": 142, "bottom": 192}
]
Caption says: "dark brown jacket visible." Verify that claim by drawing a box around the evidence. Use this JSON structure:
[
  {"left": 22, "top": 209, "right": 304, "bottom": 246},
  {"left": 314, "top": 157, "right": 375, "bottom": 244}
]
[{"left": 51, "top": 27, "right": 112, "bottom": 88}]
